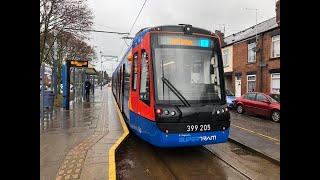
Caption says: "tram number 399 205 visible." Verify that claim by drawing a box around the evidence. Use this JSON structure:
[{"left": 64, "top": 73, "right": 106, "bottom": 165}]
[{"left": 186, "top": 124, "right": 211, "bottom": 132}]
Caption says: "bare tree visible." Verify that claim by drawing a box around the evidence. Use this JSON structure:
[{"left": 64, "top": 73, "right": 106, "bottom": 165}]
[
  {"left": 40, "top": 0, "right": 94, "bottom": 65},
  {"left": 40, "top": 31, "right": 96, "bottom": 92},
  {"left": 57, "top": 31, "right": 96, "bottom": 61}
]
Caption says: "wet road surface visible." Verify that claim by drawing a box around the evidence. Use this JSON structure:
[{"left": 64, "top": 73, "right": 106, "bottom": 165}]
[
  {"left": 116, "top": 134, "right": 248, "bottom": 180},
  {"left": 228, "top": 110, "right": 280, "bottom": 162},
  {"left": 205, "top": 141, "right": 280, "bottom": 180}
]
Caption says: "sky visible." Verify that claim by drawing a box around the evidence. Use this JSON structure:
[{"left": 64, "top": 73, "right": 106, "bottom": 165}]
[{"left": 85, "top": 0, "right": 277, "bottom": 75}]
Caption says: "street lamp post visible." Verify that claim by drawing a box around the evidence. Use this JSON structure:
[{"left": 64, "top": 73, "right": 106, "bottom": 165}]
[
  {"left": 100, "top": 51, "right": 103, "bottom": 90},
  {"left": 244, "top": 8, "right": 258, "bottom": 44},
  {"left": 91, "top": 45, "right": 98, "bottom": 92},
  {"left": 245, "top": 8, "right": 265, "bottom": 92},
  {"left": 100, "top": 54, "right": 118, "bottom": 85}
]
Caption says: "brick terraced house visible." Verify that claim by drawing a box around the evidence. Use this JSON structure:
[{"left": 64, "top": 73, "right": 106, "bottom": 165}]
[{"left": 221, "top": 0, "right": 280, "bottom": 97}]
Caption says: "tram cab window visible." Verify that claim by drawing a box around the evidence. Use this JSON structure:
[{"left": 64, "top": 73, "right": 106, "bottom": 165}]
[{"left": 139, "top": 50, "right": 150, "bottom": 106}]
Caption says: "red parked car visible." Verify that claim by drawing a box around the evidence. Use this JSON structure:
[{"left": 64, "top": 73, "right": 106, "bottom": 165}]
[
  {"left": 267, "top": 93, "right": 280, "bottom": 103},
  {"left": 234, "top": 92, "right": 280, "bottom": 123}
]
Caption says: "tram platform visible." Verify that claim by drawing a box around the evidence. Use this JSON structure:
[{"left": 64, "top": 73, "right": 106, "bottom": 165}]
[{"left": 40, "top": 87, "right": 128, "bottom": 180}]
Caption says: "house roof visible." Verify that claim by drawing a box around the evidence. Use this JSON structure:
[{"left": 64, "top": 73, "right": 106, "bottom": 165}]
[{"left": 223, "top": 17, "right": 279, "bottom": 46}]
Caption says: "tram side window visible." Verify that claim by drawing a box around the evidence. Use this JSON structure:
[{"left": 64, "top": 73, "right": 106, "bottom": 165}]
[
  {"left": 132, "top": 52, "right": 138, "bottom": 91},
  {"left": 123, "top": 60, "right": 131, "bottom": 99},
  {"left": 112, "top": 76, "right": 115, "bottom": 94},
  {"left": 139, "top": 50, "right": 150, "bottom": 106}
]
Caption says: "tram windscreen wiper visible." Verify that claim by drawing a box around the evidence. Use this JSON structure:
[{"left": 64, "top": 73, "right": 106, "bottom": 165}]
[{"left": 161, "top": 77, "right": 191, "bottom": 107}]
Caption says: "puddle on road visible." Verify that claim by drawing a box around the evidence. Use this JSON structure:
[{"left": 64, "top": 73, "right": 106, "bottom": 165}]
[
  {"left": 116, "top": 134, "right": 174, "bottom": 180},
  {"left": 40, "top": 103, "right": 101, "bottom": 133},
  {"left": 228, "top": 142, "right": 253, "bottom": 156},
  {"left": 231, "top": 147, "right": 253, "bottom": 156}
]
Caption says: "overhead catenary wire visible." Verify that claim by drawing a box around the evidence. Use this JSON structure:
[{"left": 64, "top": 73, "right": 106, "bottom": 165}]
[
  {"left": 63, "top": 28, "right": 129, "bottom": 35},
  {"left": 123, "top": 39, "right": 129, "bottom": 46},
  {"left": 128, "top": 0, "right": 148, "bottom": 35},
  {"left": 94, "top": 23, "right": 121, "bottom": 31},
  {"left": 119, "top": 0, "right": 148, "bottom": 55}
]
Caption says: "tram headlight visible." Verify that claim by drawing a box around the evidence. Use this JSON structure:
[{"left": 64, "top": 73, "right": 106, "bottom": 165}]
[
  {"left": 216, "top": 108, "right": 229, "bottom": 115},
  {"left": 171, "top": 111, "right": 176, "bottom": 116},
  {"left": 164, "top": 110, "right": 169, "bottom": 115}
]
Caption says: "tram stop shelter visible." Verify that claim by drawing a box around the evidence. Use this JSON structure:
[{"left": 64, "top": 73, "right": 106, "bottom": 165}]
[
  {"left": 84, "top": 63, "right": 98, "bottom": 97},
  {"left": 70, "top": 63, "right": 98, "bottom": 103},
  {"left": 85, "top": 63, "right": 98, "bottom": 76}
]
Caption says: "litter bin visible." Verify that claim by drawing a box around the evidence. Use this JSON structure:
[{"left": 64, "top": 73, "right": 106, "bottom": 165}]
[{"left": 43, "top": 90, "right": 55, "bottom": 107}]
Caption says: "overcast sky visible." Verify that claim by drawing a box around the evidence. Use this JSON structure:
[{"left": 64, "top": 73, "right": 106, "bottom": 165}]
[{"left": 85, "top": 0, "right": 277, "bottom": 75}]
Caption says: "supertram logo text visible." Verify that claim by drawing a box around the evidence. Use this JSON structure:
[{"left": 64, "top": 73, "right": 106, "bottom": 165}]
[{"left": 179, "top": 135, "right": 217, "bottom": 142}]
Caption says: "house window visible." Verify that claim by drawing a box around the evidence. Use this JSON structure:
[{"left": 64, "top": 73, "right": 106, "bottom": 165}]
[
  {"left": 272, "top": 35, "right": 280, "bottom": 57},
  {"left": 247, "top": 75, "right": 256, "bottom": 92},
  {"left": 271, "top": 73, "right": 280, "bottom": 94},
  {"left": 248, "top": 42, "right": 256, "bottom": 63},
  {"left": 222, "top": 49, "right": 229, "bottom": 67}
]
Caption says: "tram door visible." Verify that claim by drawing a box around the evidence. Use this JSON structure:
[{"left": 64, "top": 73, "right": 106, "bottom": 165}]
[
  {"left": 116, "top": 70, "right": 120, "bottom": 104},
  {"left": 118, "top": 64, "right": 125, "bottom": 112}
]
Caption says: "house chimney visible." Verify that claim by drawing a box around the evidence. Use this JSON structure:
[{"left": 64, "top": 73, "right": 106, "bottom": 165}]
[
  {"left": 276, "top": 0, "right": 280, "bottom": 25},
  {"left": 215, "top": 30, "right": 225, "bottom": 46},
  {"left": 215, "top": 30, "right": 224, "bottom": 40}
]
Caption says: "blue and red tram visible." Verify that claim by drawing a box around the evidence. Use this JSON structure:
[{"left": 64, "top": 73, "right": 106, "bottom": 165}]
[{"left": 112, "top": 24, "right": 230, "bottom": 147}]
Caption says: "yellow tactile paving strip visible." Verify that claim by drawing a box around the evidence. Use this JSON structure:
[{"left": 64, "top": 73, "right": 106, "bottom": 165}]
[
  {"left": 55, "top": 99, "right": 108, "bottom": 180},
  {"left": 55, "top": 131, "right": 106, "bottom": 180}
]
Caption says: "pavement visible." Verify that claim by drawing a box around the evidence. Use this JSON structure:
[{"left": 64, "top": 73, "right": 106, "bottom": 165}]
[{"left": 40, "top": 87, "right": 126, "bottom": 180}]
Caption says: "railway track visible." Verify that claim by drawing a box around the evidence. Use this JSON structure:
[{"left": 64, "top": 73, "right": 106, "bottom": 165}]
[{"left": 116, "top": 134, "right": 279, "bottom": 180}]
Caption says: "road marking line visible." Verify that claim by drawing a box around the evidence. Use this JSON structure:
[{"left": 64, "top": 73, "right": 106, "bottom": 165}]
[
  {"left": 231, "top": 124, "right": 280, "bottom": 142},
  {"left": 109, "top": 96, "right": 129, "bottom": 180}
]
